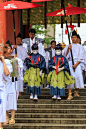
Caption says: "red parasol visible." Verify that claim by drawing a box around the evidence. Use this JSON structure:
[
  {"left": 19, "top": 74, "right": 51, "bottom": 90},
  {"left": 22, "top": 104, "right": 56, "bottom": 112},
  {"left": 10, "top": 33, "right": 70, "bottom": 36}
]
[
  {"left": 46, "top": 4, "right": 86, "bottom": 16},
  {"left": 31, "top": 0, "right": 52, "bottom": 2},
  {"left": 0, "top": 0, "right": 43, "bottom": 10},
  {"left": 0, "top": 0, "right": 43, "bottom": 55}
]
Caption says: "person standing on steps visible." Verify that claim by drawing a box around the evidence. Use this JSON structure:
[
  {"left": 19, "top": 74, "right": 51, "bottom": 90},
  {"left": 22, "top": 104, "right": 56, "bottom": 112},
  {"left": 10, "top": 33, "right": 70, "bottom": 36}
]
[
  {"left": 45, "top": 40, "right": 56, "bottom": 88},
  {"left": 22, "top": 29, "right": 46, "bottom": 58},
  {"left": 3, "top": 40, "right": 23, "bottom": 125},
  {"left": 11, "top": 33, "right": 28, "bottom": 95},
  {"left": 24, "top": 43, "right": 46, "bottom": 100},
  {"left": 47, "top": 43, "right": 75, "bottom": 100},
  {"left": 0, "top": 55, "right": 12, "bottom": 129},
  {"left": 62, "top": 30, "right": 85, "bottom": 100}
]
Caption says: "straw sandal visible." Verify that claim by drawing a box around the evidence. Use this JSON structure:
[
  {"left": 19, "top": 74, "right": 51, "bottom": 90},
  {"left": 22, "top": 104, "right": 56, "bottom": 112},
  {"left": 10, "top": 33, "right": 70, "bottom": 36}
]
[
  {"left": 74, "top": 90, "right": 80, "bottom": 97},
  {"left": 67, "top": 93, "right": 73, "bottom": 100},
  {"left": 9, "top": 118, "right": 15, "bottom": 125}
]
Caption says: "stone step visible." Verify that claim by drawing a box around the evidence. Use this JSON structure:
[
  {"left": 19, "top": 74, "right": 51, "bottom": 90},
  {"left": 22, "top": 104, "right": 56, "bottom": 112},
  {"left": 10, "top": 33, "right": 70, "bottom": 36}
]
[
  {"left": 16, "top": 108, "right": 86, "bottom": 113},
  {"left": 21, "top": 92, "right": 86, "bottom": 96},
  {"left": 18, "top": 95, "right": 86, "bottom": 100},
  {"left": 17, "top": 103, "right": 86, "bottom": 109},
  {"left": 23, "top": 88, "right": 86, "bottom": 93},
  {"left": 17, "top": 99, "right": 86, "bottom": 104},
  {"left": 3, "top": 123, "right": 86, "bottom": 129},
  {"left": 12, "top": 113, "right": 86, "bottom": 118},
  {"left": 7, "top": 118, "right": 86, "bottom": 124}
]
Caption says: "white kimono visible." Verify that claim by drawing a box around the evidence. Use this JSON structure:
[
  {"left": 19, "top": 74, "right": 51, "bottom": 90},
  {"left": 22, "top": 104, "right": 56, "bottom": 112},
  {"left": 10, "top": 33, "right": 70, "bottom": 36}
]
[
  {"left": 0, "top": 59, "right": 12, "bottom": 123},
  {"left": 12, "top": 46, "right": 25, "bottom": 92},
  {"left": 62, "top": 43, "right": 85, "bottom": 89},
  {"left": 6, "top": 58, "right": 23, "bottom": 111},
  {"left": 12, "top": 45, "right": 28, "bottom": 63},
  {"left": 23, "top": 37, "right": 46, "bottom": 59}
]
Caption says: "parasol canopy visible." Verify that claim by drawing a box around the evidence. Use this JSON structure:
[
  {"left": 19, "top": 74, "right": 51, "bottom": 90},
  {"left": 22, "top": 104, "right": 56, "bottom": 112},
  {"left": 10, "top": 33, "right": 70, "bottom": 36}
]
[
  {"left": 31, "top": 0, "right": 52, "bottom": 2},
  {"left": 0, "top": 0, "right": 43, "bottom": 11},
  {"left": 46, "top": 4, "right": 86, "bottom": 16}
]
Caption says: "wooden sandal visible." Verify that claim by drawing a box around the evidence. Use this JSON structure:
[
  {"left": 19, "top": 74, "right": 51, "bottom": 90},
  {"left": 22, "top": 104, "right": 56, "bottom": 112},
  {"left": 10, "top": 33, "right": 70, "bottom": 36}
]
[
  {"left": 4, "top": 117, "right": 9, "bottom": 125},
  {"left": 67, "top": 93, "right": 73, "bottom": 100},
  {"left": 9, "top": 118, "right": 15, "bottom": 125},
  {"left": 74, "top": 91, "right": 80, "bottom": 97}
]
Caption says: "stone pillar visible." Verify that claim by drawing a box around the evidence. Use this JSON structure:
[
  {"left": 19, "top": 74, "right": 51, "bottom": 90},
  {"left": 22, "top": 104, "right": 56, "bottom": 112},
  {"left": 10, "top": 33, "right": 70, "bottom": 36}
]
[{"left": 0, "top": 0, "right": 7, "bottom": 55}]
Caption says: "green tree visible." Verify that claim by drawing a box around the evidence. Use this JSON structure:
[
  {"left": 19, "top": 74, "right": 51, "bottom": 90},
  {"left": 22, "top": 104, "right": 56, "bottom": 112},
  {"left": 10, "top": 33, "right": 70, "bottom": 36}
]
[{"left": 32, "top": 24, "right": 55, "bottom": 45}]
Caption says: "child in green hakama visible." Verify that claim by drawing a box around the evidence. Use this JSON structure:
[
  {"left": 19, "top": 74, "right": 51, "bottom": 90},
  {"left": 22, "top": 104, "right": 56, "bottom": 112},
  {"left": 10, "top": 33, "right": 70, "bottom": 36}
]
[
  {"left": 24, "top": 43, "right": 46, "bottom": 100},
  {"left": 47, "top": 43, "right": 75, "bottom": 100}
]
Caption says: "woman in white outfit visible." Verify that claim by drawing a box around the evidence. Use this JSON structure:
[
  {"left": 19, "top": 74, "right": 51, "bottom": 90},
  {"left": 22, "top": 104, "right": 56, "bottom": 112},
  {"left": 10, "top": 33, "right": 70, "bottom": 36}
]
[
  {"left": 3, "top": 40, "right": 23, "bottom": 125},
  {"left": 0, "top": 56, "right": 12, "bottom": 129}
]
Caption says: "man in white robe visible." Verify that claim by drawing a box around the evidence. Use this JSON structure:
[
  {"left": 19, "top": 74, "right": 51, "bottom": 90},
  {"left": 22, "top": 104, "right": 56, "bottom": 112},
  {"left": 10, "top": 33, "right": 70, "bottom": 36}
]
[
  {"left": 0, "top": 56, "right": 12, "bottom": 129},
  {"left": 22, "top": 29, "right": 46, "bottom": 59},
  {"left": 62, "top": 30, "right": 85, "bottom": 100},
  {"left": 12, "top": 33, "right": 27, "bottom": 95}
]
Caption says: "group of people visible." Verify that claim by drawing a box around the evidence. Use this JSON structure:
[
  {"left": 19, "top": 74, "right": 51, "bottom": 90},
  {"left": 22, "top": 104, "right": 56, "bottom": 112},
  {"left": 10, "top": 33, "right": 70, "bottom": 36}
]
[{"left": 0, "top": 28, "right": 86, "bottom": 129}]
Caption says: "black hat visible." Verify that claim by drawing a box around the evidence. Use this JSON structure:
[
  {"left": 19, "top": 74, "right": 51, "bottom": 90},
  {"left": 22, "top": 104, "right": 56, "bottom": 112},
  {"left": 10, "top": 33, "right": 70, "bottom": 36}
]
[
  {"left": 72, "top": 30, "right": 78, "bottom": 37},
  {"left": 55, "top": 43, "right": 62, "bottom": 50},
  {"left": 29, "top": 29, "right": 36, "bottom": 34},
  {"left": 16, "top": 33, "right": 22, "bottom": 39},
  {"left": 32, "top": 43, "right": 38, "bottom": 50},
  {"left": 77, "top": 34, "right": 81, "bottom": 40},
  {"left": 6, "top": 40, "right": 12, "bottom": 49}
]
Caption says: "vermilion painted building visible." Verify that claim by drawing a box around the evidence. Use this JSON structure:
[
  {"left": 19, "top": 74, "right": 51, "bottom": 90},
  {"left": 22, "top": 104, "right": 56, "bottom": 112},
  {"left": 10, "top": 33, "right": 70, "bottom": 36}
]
[{"left": 0, "top": 0, "right": 29, "bottom": 55}]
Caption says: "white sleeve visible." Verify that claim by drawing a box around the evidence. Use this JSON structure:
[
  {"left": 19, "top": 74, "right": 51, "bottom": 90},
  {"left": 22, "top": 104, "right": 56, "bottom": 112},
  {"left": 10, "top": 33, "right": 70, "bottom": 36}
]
[
  {"left": 17, "top": 58, "right": 23, "bottom": 69},
  {"left": 23, "top": 43, "right": 28, "bottom": 52},
  {"left": 11, "top": 45, "right": 15, "bottom": 56},
  {"left": 78, "top": 45, "right": 85, "bottom": 63},
  {"left": 45, "top": 51, "right": 50, "bottom": 69},
  {"left": 22, "top": 48, "right": 28, "bottom": 63},
  {"left": 17, "top": 58, "right": 24, "bottom": 80},
  {"left": 5, "top": 59, "right": 13, "bottom": 74},
  {"left": 3, "top": 59, "right": 13, "bottom": 81},
  {"left": 38, "top": 43, "right": 46, "bottom": 58}
]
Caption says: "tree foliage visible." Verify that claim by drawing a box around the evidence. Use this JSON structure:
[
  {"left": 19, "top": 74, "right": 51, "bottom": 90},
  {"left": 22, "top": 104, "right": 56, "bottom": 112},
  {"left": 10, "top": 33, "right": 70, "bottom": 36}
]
[{"left": 32, "top": 24, "right": 55, "bottom": 45}]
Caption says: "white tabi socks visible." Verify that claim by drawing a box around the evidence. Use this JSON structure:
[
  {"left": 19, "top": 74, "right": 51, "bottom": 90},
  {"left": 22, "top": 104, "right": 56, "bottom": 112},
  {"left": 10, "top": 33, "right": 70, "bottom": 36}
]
[
  {"left": 52, "top": 95, "right": 57, "bottom": 99},
  {"left": 34, "top": 94, "right": 38, "bottom": 100},
  {"left": 30, "top": 93, "right": 33, "bottom": 100}
]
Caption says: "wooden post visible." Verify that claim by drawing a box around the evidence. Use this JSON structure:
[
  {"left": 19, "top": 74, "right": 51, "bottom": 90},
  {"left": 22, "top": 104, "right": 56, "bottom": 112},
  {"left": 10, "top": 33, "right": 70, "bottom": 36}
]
[
  {"left": 61, "top": 0, "right": 64, "bottom": 28},
  {"left": 77, "top": 0, "right": 80, "bottom": 27},
  {"left": 0, "top": 0, "right": 7, "bottom": 55}
]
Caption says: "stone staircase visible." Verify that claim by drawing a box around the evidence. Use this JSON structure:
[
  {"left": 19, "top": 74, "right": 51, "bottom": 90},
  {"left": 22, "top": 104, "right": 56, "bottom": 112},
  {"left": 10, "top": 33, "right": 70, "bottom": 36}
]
[{"left": 3, "top": 88, "right": 86, "bottom": 129}]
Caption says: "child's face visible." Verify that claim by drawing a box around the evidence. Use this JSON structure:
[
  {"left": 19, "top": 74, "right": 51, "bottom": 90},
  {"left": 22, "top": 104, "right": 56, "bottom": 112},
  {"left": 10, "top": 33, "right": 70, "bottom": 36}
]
[
  {"left": 32, "top": 50, "right": 38, "bottom": 54},
  {"left": 55, "top": 49, "right": 62, "bottom": 55}
]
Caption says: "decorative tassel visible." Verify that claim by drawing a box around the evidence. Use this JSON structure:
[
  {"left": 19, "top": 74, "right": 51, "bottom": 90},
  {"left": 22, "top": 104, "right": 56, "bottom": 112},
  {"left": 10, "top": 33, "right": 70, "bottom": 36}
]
[{"left": 65, "top": 29, "right": 67, "bottom": 34}]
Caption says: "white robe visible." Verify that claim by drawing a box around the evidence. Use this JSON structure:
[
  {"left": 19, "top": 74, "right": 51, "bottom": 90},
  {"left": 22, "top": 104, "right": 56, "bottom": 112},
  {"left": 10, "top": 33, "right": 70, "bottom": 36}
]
[
  {"left": 0, "top": 59, "right": 12, "bottom": 123},
  {"left": 12, "top": 45, "right": 28, "bottom": 64},
  {"left": 23, "top": 37, "right": 46, "bottom": 59},
  {"left": 12, "top": 46, "right": 25, "bottom": 92},
  {"left": 45, "top": 48, "right": 55, "bottom": 73},
  {"left": 62, "top": 43, "right": 85, "bottom": 89},
  {"left": 6, "top": 58, "right": 23, "bottom": 111}
]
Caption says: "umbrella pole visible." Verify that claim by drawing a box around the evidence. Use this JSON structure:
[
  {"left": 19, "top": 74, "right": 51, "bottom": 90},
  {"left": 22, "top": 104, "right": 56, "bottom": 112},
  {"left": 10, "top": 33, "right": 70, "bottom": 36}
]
[
  {"left": 62, "top": 1, "right": 74, "bottom": 65},
  {"left": 12, "top": 10, "right": 17, "bottom": 57}
]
